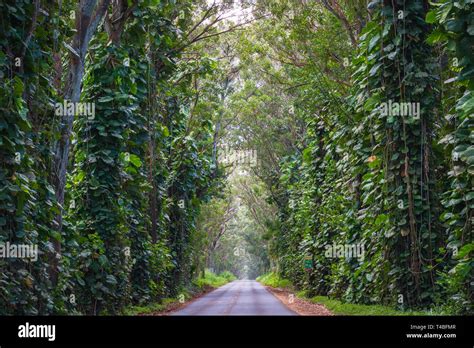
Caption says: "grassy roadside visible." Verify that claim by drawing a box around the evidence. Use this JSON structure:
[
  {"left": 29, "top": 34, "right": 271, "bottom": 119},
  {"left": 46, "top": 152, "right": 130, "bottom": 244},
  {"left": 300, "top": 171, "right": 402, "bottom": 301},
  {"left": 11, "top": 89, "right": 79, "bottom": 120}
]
[
  {"left": 123, "top": 270, "right": 236, "bottom": 315},
  {"left": 257, "top": 272, "right": 439, "bottom": 316}
]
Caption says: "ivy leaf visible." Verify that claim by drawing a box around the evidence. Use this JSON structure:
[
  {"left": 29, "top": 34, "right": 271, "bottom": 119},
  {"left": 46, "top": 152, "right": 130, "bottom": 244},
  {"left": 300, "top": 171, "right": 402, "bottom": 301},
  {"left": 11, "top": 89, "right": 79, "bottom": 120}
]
[
  {"left": 106, "top": 275, "right": 117, "bottom": 285},
  {"left": 425, "top": 11, "right": 437, "bottom": 24},
  {"left": 162, "top": 125, "right": 170, "bottom": 137},
  {"left": 426, "top": 29, "right": 447, "bottom": 44},
  {"left": 456, "top": 243, "right": 474, "bottom": 259},
  {"left": 98, "top": 96, "right": 114, "bottom": 103},
  {"left": 445, "top": 19, "right": 463, "bottom": 33},
  {"left": 13, "top": 76, "right": 24, "bottom": 97},
  {"left": 129, "top": 154, "right": 142, "bottom": 168}
]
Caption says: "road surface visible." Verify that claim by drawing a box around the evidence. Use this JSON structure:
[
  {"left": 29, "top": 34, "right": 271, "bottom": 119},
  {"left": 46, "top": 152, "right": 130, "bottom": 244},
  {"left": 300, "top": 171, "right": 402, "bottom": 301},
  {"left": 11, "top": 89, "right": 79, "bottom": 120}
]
[{"left": 172, "top": 280, "right": 296, "bottom": 315}]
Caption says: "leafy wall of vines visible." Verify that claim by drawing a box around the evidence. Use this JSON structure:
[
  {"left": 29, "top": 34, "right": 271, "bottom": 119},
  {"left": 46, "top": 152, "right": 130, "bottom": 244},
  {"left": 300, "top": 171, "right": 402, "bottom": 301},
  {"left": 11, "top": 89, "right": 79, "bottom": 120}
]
[
  {"left": 1, "top": 0, "right": 222, "bottom": 315},
  {"left": 268, "top": 0, "right": 472, "bottom": 313}
]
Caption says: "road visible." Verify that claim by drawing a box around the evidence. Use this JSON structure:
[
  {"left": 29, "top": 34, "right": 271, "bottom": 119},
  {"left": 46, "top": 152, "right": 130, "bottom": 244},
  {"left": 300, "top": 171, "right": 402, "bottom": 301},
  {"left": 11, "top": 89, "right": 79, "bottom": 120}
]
[{"left": 172, "top": 280, "right": 296, "bottom": 315}]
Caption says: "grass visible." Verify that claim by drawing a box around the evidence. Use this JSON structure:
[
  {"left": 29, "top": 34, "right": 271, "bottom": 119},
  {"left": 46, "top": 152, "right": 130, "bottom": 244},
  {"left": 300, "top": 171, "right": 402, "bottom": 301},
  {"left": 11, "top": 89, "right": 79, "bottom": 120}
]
[
  {"left": 298, "top": 292, "right": 431, "bottom": 316},
  {"left": 122, "top": 269, "right": 236, "bottom": 315},
  {"left": 256, "top": 272, "right": 293, "bottom": 288},
  {"left": 257, "top": 272, "right": 440, "bottom": 316},
  {"left": 193, "top": 269, "right": 236, "bottom": 288},
  {"left": 122, "top": 298, "right": 179, "bottom": 315}
]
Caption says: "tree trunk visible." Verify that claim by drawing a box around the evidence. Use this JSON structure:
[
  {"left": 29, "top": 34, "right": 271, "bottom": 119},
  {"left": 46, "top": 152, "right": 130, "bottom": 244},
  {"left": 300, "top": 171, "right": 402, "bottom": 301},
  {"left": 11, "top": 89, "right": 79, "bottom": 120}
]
[{"left": 50, "top": 0, "right": 110, "bottom": 284}]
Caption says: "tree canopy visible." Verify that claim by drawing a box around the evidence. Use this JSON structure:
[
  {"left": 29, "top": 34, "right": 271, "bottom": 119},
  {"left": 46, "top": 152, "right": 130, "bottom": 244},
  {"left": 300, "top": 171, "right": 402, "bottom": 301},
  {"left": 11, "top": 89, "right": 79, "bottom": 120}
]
[{"left": 0, "top": 0, "right": 472, "bottom": 315}]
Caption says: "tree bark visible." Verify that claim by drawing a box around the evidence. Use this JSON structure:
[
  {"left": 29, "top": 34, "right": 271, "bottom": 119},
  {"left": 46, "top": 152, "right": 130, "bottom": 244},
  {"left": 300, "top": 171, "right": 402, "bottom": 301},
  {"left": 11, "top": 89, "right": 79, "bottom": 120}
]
[{"left": 50, "top": 0, "right": 111, "bottom": 284}]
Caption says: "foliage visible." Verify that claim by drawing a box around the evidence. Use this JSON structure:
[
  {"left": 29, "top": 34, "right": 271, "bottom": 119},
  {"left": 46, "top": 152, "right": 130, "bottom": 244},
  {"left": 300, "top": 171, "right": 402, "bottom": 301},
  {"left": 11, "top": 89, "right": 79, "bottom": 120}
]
[
  {"left": 0, "top": 0, "right": 231, "bottom": 315},
  {"left": 302, "top": 294, "right": 434, "bottom": 316},
  {"left": 0, "top": 0, "right": 68, "bottom": 315},
  {"left": 0, "top": 0, "right": 472, "bottom": 316},
  {"left": 193, "top": 269, "right": 236, "bottom": 288},
  {"left": 256, "top": 272, "right": 292, "bottom": 289},
  {"left": 426, "top": 0, "right": 474, "bottom": 313},
  {"left": 233, "top": 0, "right": 472, "bottom": 314}
]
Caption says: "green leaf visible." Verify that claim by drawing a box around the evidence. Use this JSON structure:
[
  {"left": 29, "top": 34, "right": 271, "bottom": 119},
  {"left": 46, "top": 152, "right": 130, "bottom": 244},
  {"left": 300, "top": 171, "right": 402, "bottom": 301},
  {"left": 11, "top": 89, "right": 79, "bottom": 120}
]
[
  {"left": 457, "top": 243, "right": 474, "bottom": 259},
  {"left": 425, "top": 11, "right": 437, "bottom": 24},
  {"left": 445, "top": 19, "right": 463, "bottom": 33},
  {"left": 426, "top": 29, "right": 447, "bottom": 44},
  {"left": 106, "top": 275, "right": 117, "bottom": 285},
  {"left": 13, "top": 76, "right": 24, "bottom": 97},
  {"left": 98, "top": 96, "right": 114, "bottom": 103},
  {"left": 129, "top": 154, "right": 142, "bottom": 168}
]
